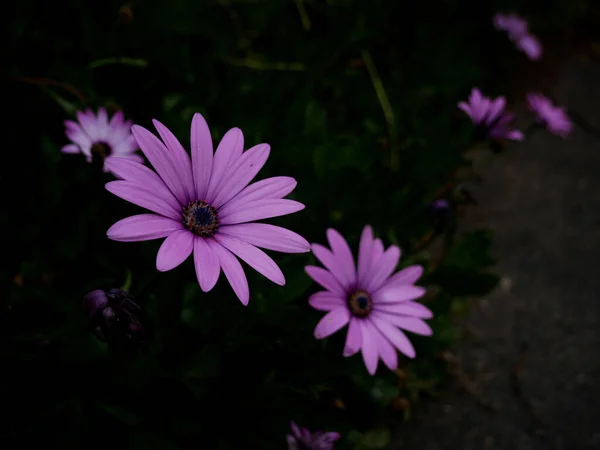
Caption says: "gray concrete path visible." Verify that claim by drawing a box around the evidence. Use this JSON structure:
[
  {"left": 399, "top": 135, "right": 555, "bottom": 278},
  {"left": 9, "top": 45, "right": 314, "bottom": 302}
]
[{"left": 391, "top": 61, "right": 600, "bottom": 450}]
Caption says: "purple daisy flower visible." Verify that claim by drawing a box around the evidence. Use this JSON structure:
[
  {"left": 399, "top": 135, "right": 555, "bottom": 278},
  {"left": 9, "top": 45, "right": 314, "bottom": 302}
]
[
  {"left": 493, "top": 12, "right": 542, "bottom": 61},
  {"left": 105, "top": 113, "right": 310, "bottom": 305},
  {"left": 527, "top": 93, "right": 573, "bottom": 138},
  {"left": 287, "top": 421, "right": 341, "bottom": 450},
  {"left": 62, "top": 108, "right": 141, "bottom": 171},
  {"left": 305, "top": 226, "right": 433, "bottom": 375},
  {"left": 458, "top": 88, "right": 524, "bottom": 142}
]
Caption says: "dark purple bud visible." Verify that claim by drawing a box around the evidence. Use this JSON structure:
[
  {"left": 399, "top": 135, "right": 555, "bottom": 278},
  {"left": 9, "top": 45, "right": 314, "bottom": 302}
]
[{"left": 83, "top": 288, "right": 152, "bottom": 353}]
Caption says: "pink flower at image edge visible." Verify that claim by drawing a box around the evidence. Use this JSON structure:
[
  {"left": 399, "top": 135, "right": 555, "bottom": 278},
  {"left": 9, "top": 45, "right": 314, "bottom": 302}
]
[
  {"left": 62, "top": 107, "right": 142, "bottom": 171},
  {"left": 526, "top": 93, "right": 573, "bottom": 138},
  {"left": 105, "top": 113, "right": 310, "bottom": 305},
  {"left": 305, "top": 226, "right": 434, "bottom": 375}
]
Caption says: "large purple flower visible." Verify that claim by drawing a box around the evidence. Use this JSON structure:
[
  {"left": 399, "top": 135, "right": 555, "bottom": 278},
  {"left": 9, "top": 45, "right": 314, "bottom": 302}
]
[
  {"left": 287, "top": 421, "right": 340, "bottom": 450},
  {"left": 527, "top": 93, "right": 573, "bottom": 138},
  {"left": 305, "top": 226, "right": 433, "bottom": 375},
  {"left": 106, "top": 113, "right": 310, "bottom": 305},
  {"left": 458, "top": 88, "right": 524, "bottom": 142},
  {"left": 62, "top": 108, "right": 141, "bottom": 171}
]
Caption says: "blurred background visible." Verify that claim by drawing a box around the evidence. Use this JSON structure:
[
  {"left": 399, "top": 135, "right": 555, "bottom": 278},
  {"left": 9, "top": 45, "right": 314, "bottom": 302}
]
[{"left": 2, "top": 1, "right": 600, "bottom": 449}]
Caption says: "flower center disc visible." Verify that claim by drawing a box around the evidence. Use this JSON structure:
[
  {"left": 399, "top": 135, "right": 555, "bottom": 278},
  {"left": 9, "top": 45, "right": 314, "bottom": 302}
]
[
  {"left": 182, "top": 200, "right": 219, "bottom": 237},
  {"left": 348, "top": 290, "right": 372, "bottom": 318},
  {"left": 91, "top": 141, "right": 112, "bottom": 167}
]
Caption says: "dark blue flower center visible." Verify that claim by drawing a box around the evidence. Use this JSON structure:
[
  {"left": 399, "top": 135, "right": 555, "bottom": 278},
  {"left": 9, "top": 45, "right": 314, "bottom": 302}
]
[
  {"left": 91, "top": 141, "right": 112, "bottom": 167},
  {"left": 182, "top": 200, "right": 219, "bottom": 237},
  {"left": 348, "top": 290, "right": 372, "bottom": 318}
]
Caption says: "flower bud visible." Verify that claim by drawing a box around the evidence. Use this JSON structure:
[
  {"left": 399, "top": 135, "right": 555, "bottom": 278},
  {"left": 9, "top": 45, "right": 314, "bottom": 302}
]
[{"left": 83, "top": 288, "right": 152, "bottom": 353}]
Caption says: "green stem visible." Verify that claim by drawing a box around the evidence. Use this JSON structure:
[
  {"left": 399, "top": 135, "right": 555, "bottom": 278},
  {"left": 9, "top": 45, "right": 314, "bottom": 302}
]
[
  {"left": 361, "top": 49, "right": 400, "bottom": 171},
  {"left": 295, "top": 0, "right": 311, "bottom": 30}
]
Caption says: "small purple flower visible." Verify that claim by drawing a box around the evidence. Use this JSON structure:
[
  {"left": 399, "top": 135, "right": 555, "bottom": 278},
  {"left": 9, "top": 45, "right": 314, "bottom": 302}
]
[
  {"left": 526, "top": 93, "right": 573, "bottom": 138},
  {"left": 493, "top": 12, "right": 542, "bottom": 60},
  {"left": 84, "top": 288, "right": 152, "bottom": 353},
  {"left": 306, "top": 227, "right": 433, "bottom": 375},
  {"left": 458, "top": 88, "right": 524, "bottom": 142},
  {"left": 62, "top": 108, "right": 142, "bottom": 172},
  {"left": 287, "top": 421, "right": 341, "bottom": 450},
  {"left": 106, "top": 113, "right": 310, "bottom": 305}
]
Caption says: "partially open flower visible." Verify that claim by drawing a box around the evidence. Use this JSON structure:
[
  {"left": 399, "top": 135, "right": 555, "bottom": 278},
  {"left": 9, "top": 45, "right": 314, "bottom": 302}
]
[
  {"left": 458, "top": 88, "right": 524, "bottom": 144},
  {"left": 287, "top": 421, "right": 340, "bottom": 450},
  {"left": 83, "top": 288, "right": 152, "bottom": 353}
]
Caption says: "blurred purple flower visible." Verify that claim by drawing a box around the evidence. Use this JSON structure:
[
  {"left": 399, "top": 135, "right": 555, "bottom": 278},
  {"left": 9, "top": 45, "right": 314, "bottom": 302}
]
[
  {"left": 493, "top": 12, "right": 542, "bottom": 60},
  {"left": 287, "top": 421, "right": 340, "bottom": 450},
  {"left": 105, "top": 113, "right": 310, "bottom": 305},
  {"left": 306, "top": 226, "right": 433, "bottom": 375},
  {"left": 527, "top": 93, "right": 573, "bottom": 138},
  {"left": 458, "top": 88, "right": 524, "bottom": 142},
  {"left": 62, "top": 108, "right": 142, "bottom": 172},
  {"left": 84, "top": 288, "right": 152, "bottom": 352}
]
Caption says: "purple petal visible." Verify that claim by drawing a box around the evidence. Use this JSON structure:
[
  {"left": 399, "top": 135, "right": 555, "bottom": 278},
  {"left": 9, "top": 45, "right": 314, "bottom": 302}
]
[
  {"left": 215, "top": 233, "right": 285, "bottom": 286},
  {"left": 194, "top": 238, "right": 221, "bottom": 292},
  {"left": 205, "top": 128, "right": 244, "bottom": 204},
  {"left": 290, "top": 421, "right": 301, "bottom": 438},
  {"left": 105, "top": 181, "right": 181, "bottom": 220},
  {"left": 372, "top": 323, "right": 398, "bottom": 370},
  {"left": 357, "top": 225, "right": 375, "bottom": 284},
  {"left": 343, "top": 317, "right": 362, "bottom": 356},
  {"left": 313, "top": 307, "right": 350, "bottom": 339},
  {"left": 326, "top": 228, "right": 356, "bottom": 283},
  {"left": 191, "top": 113, "right": 214, "bottom": 200},
  {"left": 219, "top": 223, "right": 310, "bottom": 253},
  {"left": 109, "top": 111, "right": 124, "bottom": 128},
  {"left": 131, "top": 125, "right": 188, "bottom": 205},
  {"left": 305, "top": 266, "right": 345, "bottom": 296},
  {"left": 76, "top": 109, "right": 99, "bottom": 140},
  {"left": 373, "top": 312, "right": 433, "bottom": 336},
  {"left": 308, "top": 291, "right": 345, "bottom": 311},
  {"left": 363, "top": 245, "right": 401, "bottom": 292},
  {"left": 384, "top": 265, "right": 424, "bottom": 288},
  {"left": 311, "top": 243, "right": 354, "bottom": 289},
  {"left": 211, "top": 143, "right": 271, "bottom": 208},
  {"left": 220, "top": 177, "right": 297, "bottom": 212},
  {"left": 153, "top": 119, "right": 195, "bottom": 202},
  {"left": 484, "top": 97, "right": 506, "bottom": 125},
  {"left": 211, "top": 242, "right": 250, "bottom": 305},
  {"left": 457, "top": 101, "right": 472, "bottom": 118},
  {"left": 359, "top": 320, "right": 379, "bottom": 375},
  {"left": 65, "top": 121, "right": 91, "bottom": 149},
  {"left": 107, "top": 214, "right": 184, "bottom": 242},
  {"left": 61, "top": 144, "right": 80, "bottom": 154},
  {"left": 373, "top": 285, "right": 426, "bottom": 303},
  {"left": 218, "top": 199, "right": 305, "bottom": 225},
  {"left": 371, "top": 317, "right": 416, "bottom": 359},
  {"left": 394, "top": 301, "right": 433, "bottom": 319},
  {"left": 104, "top": 158, "right": 180, "bottom": 207},
  {"left": 156, "top": 230, "right": 194, "bottom": 271}
]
